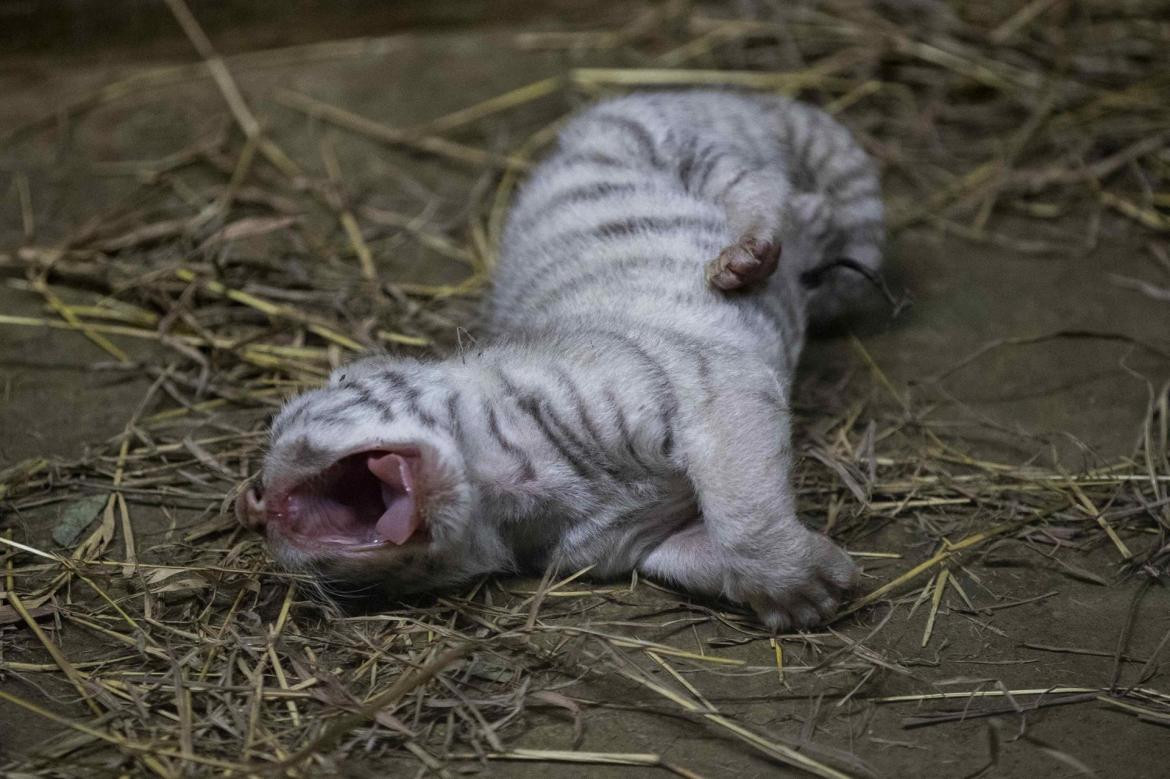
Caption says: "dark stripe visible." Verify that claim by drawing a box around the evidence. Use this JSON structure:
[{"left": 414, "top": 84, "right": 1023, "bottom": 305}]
[
  {"left": 286, "top": 436, "right": 329, "bottom": 468},
  {"left": 290, "top": 391, "right": 368, "bottom": 429},
  {"left": 677, "top": 136, "right": 699, "bottom": 188},
  {"left": 272, "top": 393, "right": 316, "bottom": 439},
  {"left": 548, "top": 214, "right": 726, "bottom": 247},
  {"left": 794, "top": 125, "right": 819, "bottom": 189},
  {"left": 806, "top": 135, "right": 837, "bottom": 187},
  {"left": 496, "top": 365, "right": 618, "bottom": 479},
  {"left": 446, "top": 390, "right": 469, "bottom": 449},
  {"left": 640, "top": 322, "right": 747, "bottom": 361},
  {"left": 626, "top": 316, "right": 789, "bottom": 413},
  {"left": 544, "top": 401, "right": 620, "bottom": 477},
  {"left": 696, "top": 351, "right": 715, "bottom": 407},
  {"left": 517, "top": 181, "right": 642, "bottom": 230},
  {"left": 530, "top": 376, "right": 621, "bottom": 478},
  {"left": 693, "top": 150, "right": 729, "bottom": 194},
  {"left": 380, "top": 369, "right": 438, "bottom": 428},
  {"left": 505, "top": 215, "right": 726, "bottom": 305},
  {"left": 822, "top": 165, "right": 877, "bottom": 200},
  {"left": 492, "top": 367, "right": 523, "bottom": 399},
  {"left": 781, "top": 111, "right": 815, "bottom": 189},
  {"left": 557, "top": 151, "right": 626, "bottom": 170},
  {"left": 604, "top": 388, "right": 651, "bottom": 473},
  {"left": 338, "top": 380, "right": 374, "bottom": 405},
  {"left": 515, "top": 395, "right": 593, "bottom": 479},
  {"left": 718, "top": 167, "right": 751, "bottom": 201},
  {"left": 528, "top": 283, "right": 717, "bottom": 321},
  {"left": 551, "top": 366, "right": 609, "bottom": 454},
  {"left": 483, "top": 399, "right": 537, "bottom": 481},
  {"left": 590, "top": 113, "right": 666, "bottom": 168},
  {"left": 680, "top": 140, "right": 714, "bottom": 190},
  {"left": 343, "top": 381, "right": 395, "bottom": 424},
  {"left": 574, "top": 328, "right": 678, "bottom": 461},
  {"left": 525, "top": 255, "right": 692, "bottom": 314},
  {"left": 312, "top": 407, "right": 372, "bottom": 428},
  {"left": 380, "top": 368, "right": 408, "bottom": 392}
]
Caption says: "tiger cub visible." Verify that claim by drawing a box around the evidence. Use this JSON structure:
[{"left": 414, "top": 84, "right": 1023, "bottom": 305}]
[{"left": 237, "top": 90, "right": 884, "bottom": 630}]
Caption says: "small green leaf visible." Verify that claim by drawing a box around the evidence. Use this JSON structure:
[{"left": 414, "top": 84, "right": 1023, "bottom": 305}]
[{"left": 52, "top": 495, "right": 108, "bottom": 547}]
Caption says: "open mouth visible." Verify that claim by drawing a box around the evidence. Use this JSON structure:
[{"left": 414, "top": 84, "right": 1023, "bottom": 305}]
[{"left": 262, "top": 450, "right": 426, "bottom": 550}]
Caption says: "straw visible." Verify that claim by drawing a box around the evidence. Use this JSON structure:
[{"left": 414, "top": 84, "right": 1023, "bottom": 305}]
[{"left": 3, "top": 1, "right": 1168, "bottom": 775}]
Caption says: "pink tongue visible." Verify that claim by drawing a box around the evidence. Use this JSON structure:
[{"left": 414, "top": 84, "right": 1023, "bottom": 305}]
[{"left": 367, "top": 453, "right": 420, "bottom": 545}]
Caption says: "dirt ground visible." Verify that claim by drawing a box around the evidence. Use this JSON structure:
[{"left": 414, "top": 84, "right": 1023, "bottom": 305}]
[{"left": 2, "top": 2, "right": 1169, "bottom": 777}]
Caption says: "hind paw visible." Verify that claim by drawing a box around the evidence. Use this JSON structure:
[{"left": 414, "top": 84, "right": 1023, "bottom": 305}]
[{"left": 705, "top": 236, "right": 781, "bottom": 291}]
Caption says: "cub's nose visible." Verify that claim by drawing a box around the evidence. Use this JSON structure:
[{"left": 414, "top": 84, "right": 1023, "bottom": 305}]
[{"left": 235, "top": 483, "right": 267, "bottom": 531}]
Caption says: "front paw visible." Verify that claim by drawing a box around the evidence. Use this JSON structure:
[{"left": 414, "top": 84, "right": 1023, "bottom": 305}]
[{"left": 729, "top": 531, "right": 859, "bottom": 632}]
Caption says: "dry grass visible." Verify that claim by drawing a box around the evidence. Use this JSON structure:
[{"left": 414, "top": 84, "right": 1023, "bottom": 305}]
[{"left": 1, "top": 0, "right": 1169, "bottom": 776}]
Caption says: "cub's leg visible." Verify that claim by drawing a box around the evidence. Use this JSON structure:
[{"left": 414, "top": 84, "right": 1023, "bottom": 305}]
[
  {"left": 705, "top": 179, "right": 841, "bottom": 293},
  {"left": 640, "top": 522, "right": 854, "bottom": 630},
  {"left": 702, "top": 164, "right": 789, "bottom": 292},
  {"left": 639, "top": 364, "right": 858, "bottom": 630}
]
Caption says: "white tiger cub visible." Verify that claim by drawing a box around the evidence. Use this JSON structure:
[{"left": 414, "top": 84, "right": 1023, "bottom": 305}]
[{"left": 237, "top": 90, "right": 884, "bottom": 630}]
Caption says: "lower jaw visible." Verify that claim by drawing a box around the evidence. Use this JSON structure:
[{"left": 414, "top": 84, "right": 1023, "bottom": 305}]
[{"left": 269, "top": 530, "right": 431, "bottom": 556}]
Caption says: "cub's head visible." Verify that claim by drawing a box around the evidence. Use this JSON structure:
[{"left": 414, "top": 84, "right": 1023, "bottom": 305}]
[{"left": 235, "top": 357, "right": 499, "bottom": 597}]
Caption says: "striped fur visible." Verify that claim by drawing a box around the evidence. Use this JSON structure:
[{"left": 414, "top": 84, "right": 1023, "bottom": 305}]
[{"left": 248, "top": 90, "right": 884, "bottom": 630}]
